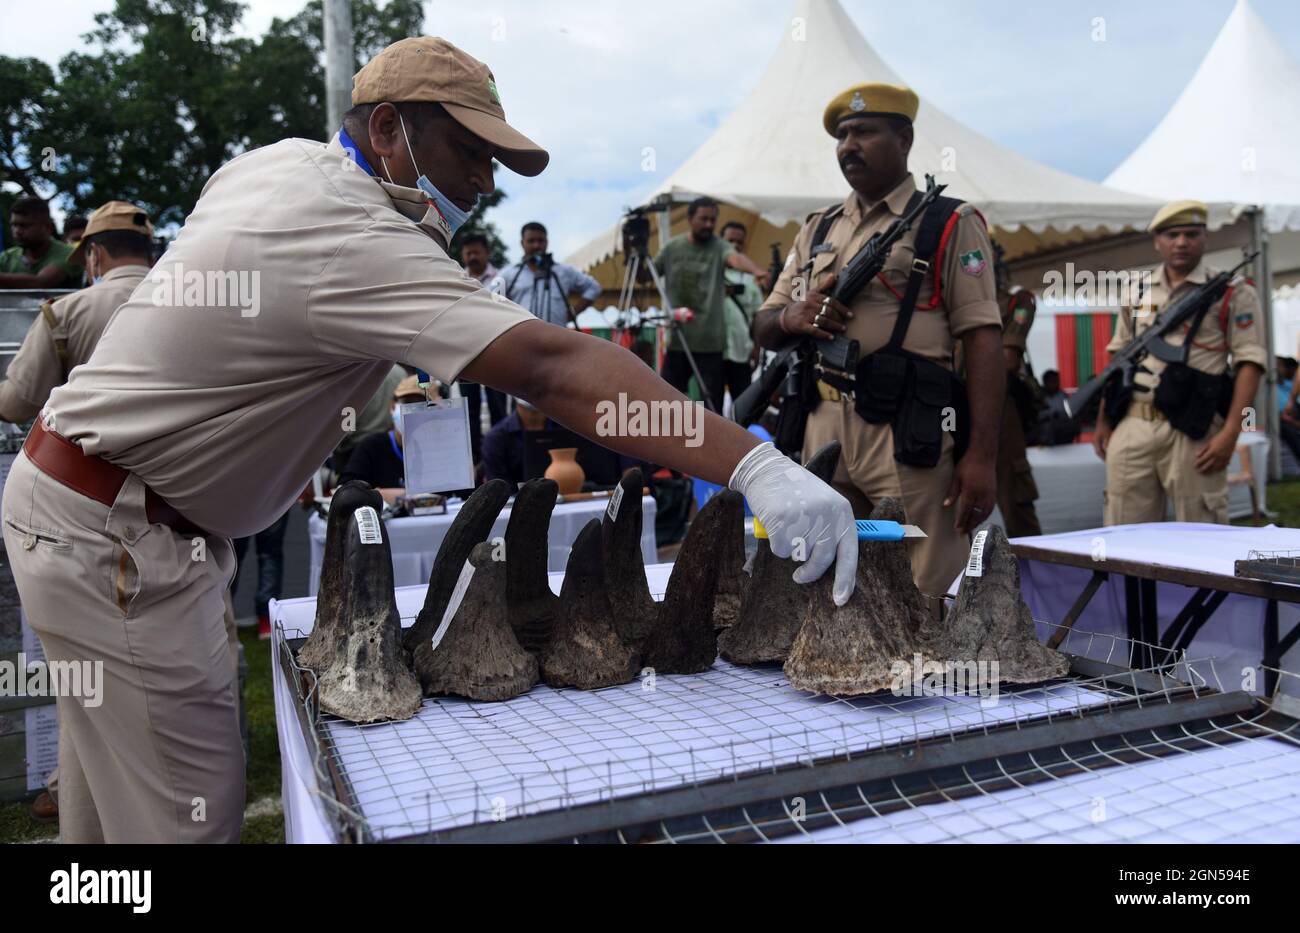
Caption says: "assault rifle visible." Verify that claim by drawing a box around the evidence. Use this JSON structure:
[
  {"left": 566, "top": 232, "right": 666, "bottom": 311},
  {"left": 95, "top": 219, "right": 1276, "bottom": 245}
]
[
  {"left": 733, "top": 175, "right": 948, "bottom": 427},
  {"left": 1065, "top": 250, "right": 1259, "bottom": 421}
]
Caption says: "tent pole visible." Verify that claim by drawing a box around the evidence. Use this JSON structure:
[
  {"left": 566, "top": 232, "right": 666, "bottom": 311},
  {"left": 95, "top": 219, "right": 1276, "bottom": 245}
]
[{"left": 1252, "top": 209, "right": 1280, "bottom": 482}]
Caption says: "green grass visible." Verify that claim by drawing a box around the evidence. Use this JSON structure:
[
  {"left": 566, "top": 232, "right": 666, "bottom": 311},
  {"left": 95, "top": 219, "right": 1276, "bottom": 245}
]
[{"left": 0, "top": 629, "right": 283, "bottom": 844}]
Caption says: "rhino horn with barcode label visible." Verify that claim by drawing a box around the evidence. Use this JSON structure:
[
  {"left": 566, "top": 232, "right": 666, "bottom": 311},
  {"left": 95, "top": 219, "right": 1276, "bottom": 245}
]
[
  {"left": 413, "top": 542, "right": 538, "bottom": 702},
  {"left": 298, "top": 481, "right": 384, "bottom": 672},
  {"left": 921, "top": 525, "right": 1069, "bottom": 684},
  {"left": 316, "top": 504, "right": 423, "bottom": 723},
  {"left": 721, "top": 442, "right": 842, "bottom": 665},
  {"left": 403, "top": 479, "right": 511, "bottom": 654},
  {"left": 783, "top": 497, "right": 931, "bottom": 696},
  {"left": 600, "top": 468, "right": 657, "bottom": 649}
]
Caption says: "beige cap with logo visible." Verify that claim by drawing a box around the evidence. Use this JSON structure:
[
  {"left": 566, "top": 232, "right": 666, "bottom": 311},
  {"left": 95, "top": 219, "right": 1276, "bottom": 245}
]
[
  {"left": 69, "top": 200, "right": 154, "bottom": 264},
  {"left": 352, "top": 37, "right": 549, "bottom": 178}
]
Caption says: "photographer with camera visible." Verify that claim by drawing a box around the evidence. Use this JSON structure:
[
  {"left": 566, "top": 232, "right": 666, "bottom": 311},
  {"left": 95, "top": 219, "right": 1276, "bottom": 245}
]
[{"left": 491, "top": 221, "right": 602, "bottom": 327}]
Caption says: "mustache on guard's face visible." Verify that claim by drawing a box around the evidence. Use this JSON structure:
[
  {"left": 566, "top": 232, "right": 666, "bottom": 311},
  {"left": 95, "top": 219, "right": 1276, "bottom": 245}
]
[{"left": 840, "top": 154, "right": 866, "bottom": 171}]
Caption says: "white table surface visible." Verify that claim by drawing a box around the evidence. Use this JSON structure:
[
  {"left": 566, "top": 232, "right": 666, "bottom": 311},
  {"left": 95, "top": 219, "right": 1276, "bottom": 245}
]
[
  {"left": 306, "top": 495, "right": 657, "bottom": 596},
  {"left": 1013, "top": 522, "right": 1300, "bottom": 697}
]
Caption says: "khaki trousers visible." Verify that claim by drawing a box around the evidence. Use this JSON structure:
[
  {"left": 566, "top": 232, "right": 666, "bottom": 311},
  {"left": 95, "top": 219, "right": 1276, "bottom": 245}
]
[
  {"left": 995, "top": 400, "right": 1042, "bottom": 538},
  {"left": 803, "top": 394, "right": 966, "bottom": 596},
  {"left": 1103, "top": 403, "right": 1230, "bottom": 525},
  {"left": 2, "top": 450, "right": 244, "bottom": 843}
]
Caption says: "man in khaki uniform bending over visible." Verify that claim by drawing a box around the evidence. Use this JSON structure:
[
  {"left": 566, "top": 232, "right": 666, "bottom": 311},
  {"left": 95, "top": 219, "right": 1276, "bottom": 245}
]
[
  {"left": 1093, "top": 200, "right": 1266, "bottom": 524},
  {"left": 1, "top": 37, "right": 857, "bottom": 844},
  {"left": 753, "top": 83, "right": 1005, "bottom": 596}
]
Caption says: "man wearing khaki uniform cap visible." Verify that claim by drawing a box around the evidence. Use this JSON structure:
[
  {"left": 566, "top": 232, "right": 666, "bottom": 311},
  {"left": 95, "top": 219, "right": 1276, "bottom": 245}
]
[
  {"left": 0, "top": 201, "right": 154, "bottom": 423},
  {"left": 1094, "top": 200, "right": 1266, "bottom": 524},
  {"left": 754, "top": 83, "right": 1005, "bottom": 596},
  {"left": 2, "top": 37, "right": 857, "bottom": 843}
]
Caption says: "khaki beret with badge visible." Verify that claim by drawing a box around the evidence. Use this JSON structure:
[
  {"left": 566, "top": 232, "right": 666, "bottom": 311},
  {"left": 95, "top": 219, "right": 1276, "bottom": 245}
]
[
  {"left": 69, "top": 200, "right": 153, "bottom": 264},
  {"left": 823, "top": 83, "right": 919, "bottom": 136},
  {"left": 1148, "top": 199, "right": 1208, "bottom": 233},
  {"left": 352, "top": 36, "right": 549, "bottom": 177}
]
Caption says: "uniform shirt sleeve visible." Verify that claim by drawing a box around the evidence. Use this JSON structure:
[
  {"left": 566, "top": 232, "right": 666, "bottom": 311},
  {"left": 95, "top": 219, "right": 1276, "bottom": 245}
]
[
  {"left": 308, "top": 223, "right": 535, "bottom": 385},
  {"left": 1, "top": 303, "right": 67, "bottom": 417},
  {"left": 1001, "top": 292, "right": 1036, "bottom": 351},
  {"left": 1226, "top": 280, "right": 1268, "bottom": 372},
  {"left": 759, "top": 220, "right": 815, "bottom": 315},
  {"left": 941, "top": 207, "right": 1001, "bottom": 337}
]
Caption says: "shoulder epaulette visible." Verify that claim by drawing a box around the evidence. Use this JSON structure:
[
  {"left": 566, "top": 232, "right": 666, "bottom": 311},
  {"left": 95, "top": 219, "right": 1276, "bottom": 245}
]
[{"left": 38, "top": 299, "right": 68, "bottom": 364}]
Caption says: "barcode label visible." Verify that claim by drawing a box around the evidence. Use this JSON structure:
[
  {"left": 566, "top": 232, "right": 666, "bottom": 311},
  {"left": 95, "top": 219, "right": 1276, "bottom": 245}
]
[
  {"left": 606, "top": 484, "right": 625, "bottom": 522},
  {"left": 355, "top": 506, "right": 382, "bottom": 545},
  {"left": 966, "top": 529, "right": 989, "bottom": 577}
]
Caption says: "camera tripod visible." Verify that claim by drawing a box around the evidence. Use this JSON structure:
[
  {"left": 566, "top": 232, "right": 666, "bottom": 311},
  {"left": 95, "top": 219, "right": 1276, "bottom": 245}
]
[{"left": 614, "top": 219, "right": 718, "bottom": 415}]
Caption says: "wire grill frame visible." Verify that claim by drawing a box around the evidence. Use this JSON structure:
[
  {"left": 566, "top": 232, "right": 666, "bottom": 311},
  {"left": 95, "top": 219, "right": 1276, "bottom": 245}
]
[{"left": 276, "top": 605, "right": 1265, "bottom": 844}]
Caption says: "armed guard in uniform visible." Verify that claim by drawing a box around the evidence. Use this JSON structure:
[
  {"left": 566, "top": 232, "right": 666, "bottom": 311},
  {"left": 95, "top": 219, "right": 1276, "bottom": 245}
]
[
  {"left": 753, "top": 84, "right": 1005, "bottom": 596},
  {"left": 1094, "top": 200, "right": 1266, "bottom": 524},
  {"left": 0, "top": 202, "right": 154, "bottom": 423},
  {"left": 993, "top": 247, "right": 1043, "bottom": 538}
]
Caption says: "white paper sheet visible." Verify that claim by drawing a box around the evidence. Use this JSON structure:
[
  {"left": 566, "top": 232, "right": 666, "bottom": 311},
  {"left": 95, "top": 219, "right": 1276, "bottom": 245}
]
[
  {"left": 400, "top": 399, "right": 474, "bottom": 494},
  {"left": 782, "top": 737, "right": 1300, "bottom": 844},
  {"left": 25, "top": 703, "right": 58, "bottom": 792}
]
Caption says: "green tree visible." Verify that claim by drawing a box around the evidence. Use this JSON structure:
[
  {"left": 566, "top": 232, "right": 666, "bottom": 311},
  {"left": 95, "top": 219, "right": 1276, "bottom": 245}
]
[{"left": 0, "top": 0, "right": 443, "bottom": 228}]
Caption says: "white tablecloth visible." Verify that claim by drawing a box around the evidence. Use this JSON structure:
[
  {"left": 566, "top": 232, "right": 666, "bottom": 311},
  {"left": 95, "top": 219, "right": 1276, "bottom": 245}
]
[
  {"left": 306, "top": 495, "right": 657, "bottom": 595},
  {"left": 270, "top": 564, "right": 676, "bottom": 845},
  {"left": 1014, "top": 523, "right": 1300, "bottom": 696},
  {"left": 1013, "top": 432, "right": 1270, "bottom": 535}
]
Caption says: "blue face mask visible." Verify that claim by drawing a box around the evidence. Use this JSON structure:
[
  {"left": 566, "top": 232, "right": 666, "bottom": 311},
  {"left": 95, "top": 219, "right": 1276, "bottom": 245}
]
[{"left": 382, "top": 112, "right": 478, "bottom": 240}]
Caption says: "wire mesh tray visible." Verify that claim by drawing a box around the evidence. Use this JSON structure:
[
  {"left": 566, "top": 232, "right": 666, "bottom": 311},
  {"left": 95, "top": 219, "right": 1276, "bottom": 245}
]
[{"left": 279, "top": 616, "right": 1253, "bottom": 844}]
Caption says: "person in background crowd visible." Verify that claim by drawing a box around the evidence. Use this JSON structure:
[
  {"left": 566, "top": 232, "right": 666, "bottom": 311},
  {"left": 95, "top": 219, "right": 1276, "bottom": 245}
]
[
  {"left": 232, "top": 511, "right": 290, "bottom": 641},
  {"left": 720, "top": 221, "right": 765, "bottom": 406},
  {"left": 491, "top": 222, "right": 602, "bottom": 327},
  {"left": 458, "top": 230, "right": 508, "bottom": 456},
  {"left": 0, "top": 202, "right": 154, "bottom": 423},
  {"left": 331, "top": 364, "right": 408, "bottom": 474},
  {"left": 0, "top": 197, "right": 81, "bottom": 289},
  {"left": 1035, "top": 369, "right": 1078, "bottom": 446},
  {"left": 1276, "top": 357, "right": 1300, "bottom": 463},
  {"left": 1094, "top": 200, "right": 1265, "bottom": 525},
  {"left": 655, "top": 197, "right": 771, "bottom": 414},
  {"left": 481, "top": 397, "right": 551, "bottom": 487},
  {"left": 62, "top": 215, "right": 88, "bottom": 245},
  {"left": 338, "top": 375, "right": 427, "bottom": 502}
]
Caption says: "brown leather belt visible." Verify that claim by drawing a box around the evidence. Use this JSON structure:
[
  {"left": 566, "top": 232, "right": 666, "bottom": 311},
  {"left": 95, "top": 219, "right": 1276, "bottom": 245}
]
[{"left": 23, "top": 418, "right": 208, "bottom": 537}]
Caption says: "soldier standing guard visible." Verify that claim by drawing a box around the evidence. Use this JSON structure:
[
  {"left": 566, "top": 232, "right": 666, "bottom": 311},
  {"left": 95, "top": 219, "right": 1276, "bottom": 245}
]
[
  {"left": 1094, "top": 200, "right": 1266, "bottom": 524},
  {"left": 752, "top": 83, "right": 1006, "bottom": 596},
  {"left": 993, "top": 248, "right": 1043, "bottom": 538}
]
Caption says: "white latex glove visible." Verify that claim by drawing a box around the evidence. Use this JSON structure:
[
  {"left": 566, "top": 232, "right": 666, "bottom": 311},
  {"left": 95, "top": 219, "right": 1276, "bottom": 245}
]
[{"left": 729, "top": 442, "right": 857, "bottom": 606}]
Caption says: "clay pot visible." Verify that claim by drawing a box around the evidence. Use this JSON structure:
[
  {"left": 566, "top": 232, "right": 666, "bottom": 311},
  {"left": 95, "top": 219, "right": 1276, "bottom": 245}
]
[{"left": 544, "top": 448, "right": 584, "bottom": 494}]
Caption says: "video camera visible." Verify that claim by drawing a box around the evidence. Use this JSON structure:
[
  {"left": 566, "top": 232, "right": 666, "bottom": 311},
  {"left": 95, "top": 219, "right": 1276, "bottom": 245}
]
[
  {"left": 620, "top": 201, "right": 671, "bottom": 261},
  {"left": 526, "top": 251, "right": 555, "bottom": 274}
]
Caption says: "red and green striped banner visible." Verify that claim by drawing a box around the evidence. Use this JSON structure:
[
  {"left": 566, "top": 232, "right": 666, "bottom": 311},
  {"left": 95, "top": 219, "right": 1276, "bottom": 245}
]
[{"left": 1055, "top": 313, "right": 1115, "bottom": 389}]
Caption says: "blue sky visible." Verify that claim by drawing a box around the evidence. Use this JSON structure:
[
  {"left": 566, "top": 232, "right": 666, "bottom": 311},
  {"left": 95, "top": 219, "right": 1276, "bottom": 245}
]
[{"left": 3, "top": 0, "right": 1298, "bottom": 261}]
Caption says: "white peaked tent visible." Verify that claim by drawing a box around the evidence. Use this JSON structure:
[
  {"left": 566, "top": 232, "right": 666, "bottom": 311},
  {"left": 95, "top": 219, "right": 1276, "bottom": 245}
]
[
  {"left": 1106, "top": 0, "right": 1300, "bottom": 235},
  {"left": 567, "top": 0, "right": 1162, "bottom": 271}
]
